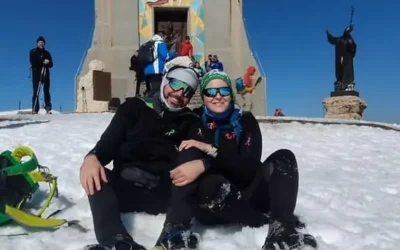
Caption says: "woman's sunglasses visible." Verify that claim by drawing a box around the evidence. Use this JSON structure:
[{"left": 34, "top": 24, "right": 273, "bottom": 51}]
[
  {"left": 203, "top": 87, "right": 232, "bottom": 98},
  {"left": 168, "top": 78, "right": 195, "bottom": 97}
]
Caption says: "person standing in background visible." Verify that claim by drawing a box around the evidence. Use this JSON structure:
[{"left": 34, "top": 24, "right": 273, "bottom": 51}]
[
  {"left": 209, "top": 55, "right": 224, "bottom": 71},
  {"left": 29, "top": 36, "right": 53, "bottom": 114},
  {"left": 204, "top": 54, "right": 213, "bottom": 72},
  {"left": 178, "top": 35, "right": 193, "bottom": 60},
  {"left": 144, "top": 31, "right": 175, "bottom": 97}
]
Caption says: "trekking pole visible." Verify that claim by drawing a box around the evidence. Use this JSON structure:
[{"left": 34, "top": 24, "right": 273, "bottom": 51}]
[
  {"left": 40, "top": 66, "right": 47, "bottom": 108},
  {"left": 32, "top": 67, "right": 45, "bottom": 113},
  {"left": 81, "top": 86, "right": 87, "bottom": 112},
  {"left": 40, "top": 67, "right": 47, "bottom": 109},
  {"left": 32, "top": 82, "right": 42, "bottom": 113}
]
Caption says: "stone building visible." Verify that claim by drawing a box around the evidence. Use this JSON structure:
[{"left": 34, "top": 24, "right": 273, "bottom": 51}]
[{"left": 75, "top": 0, "right": 267, "bottom": 116}]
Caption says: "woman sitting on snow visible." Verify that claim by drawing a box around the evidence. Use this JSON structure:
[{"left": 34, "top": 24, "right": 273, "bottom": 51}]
[{"left": 155, "top": 70, "right": 317, "bottom": 250}]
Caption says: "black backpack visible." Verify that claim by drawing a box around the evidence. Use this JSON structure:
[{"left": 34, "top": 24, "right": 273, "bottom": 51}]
[
  {"left": 129, "top": 52, "right": 139, "bottom": 72},
  {"left": 137, "top": 40, "right": 156, "bottom": 67}
]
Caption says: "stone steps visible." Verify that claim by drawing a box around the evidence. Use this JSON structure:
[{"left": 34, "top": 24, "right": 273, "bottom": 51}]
[{"left": 188, "top": 89, "right": 203, "bottom": 109}]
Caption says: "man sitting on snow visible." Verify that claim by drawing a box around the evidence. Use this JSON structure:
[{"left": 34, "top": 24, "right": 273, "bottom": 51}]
[{"left": 79, "top": 60, "right": 202, "bottom": 250}]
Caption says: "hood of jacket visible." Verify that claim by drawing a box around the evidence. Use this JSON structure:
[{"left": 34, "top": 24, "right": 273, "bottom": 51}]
[{"left": 152, "top": 34, "right": 163, "bottom": 42}]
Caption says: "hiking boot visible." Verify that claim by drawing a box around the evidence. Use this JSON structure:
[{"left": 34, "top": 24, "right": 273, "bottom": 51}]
[
  {"left": 154, "top": 223, "right": 199, "bottom": 250},
  {"left": 45, "top": 107, "right": 52, "bottom": 114},
  {"left": 83, "top": 234, "right": 147, "bottom": 250},
  {"left": 262, "top": 220, "right": 317, "bottom": 250},
  {"left": 261, "top": 213, "right": 306, "bottom": 230}
]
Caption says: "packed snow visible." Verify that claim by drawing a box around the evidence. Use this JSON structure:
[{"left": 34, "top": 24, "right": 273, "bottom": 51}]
[
  {"left": 0, "top": 108, "right": 61, "bottom": 115},
  {"left": 0, "top": 113, "right": 400, "bottom": 250},
  {"left": 255, "top": 116, "right": 400, "bottom": 131}
]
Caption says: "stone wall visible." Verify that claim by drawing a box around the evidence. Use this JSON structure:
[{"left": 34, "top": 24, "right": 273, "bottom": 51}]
[
  {"left": 76, "top": 0, "right": 267, "bottom": 116},
  {"left": 76, "top": 60, "right": 109, "bottom": 113}
]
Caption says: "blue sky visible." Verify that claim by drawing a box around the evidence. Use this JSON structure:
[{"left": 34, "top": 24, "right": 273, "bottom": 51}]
[{"left": 0, "top": 0, "right": 399, "bottom": 123}]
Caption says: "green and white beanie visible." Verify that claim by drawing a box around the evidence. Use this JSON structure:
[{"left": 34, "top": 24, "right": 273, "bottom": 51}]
[{"left": 200, "top": 70, "right": 235, "bottom": 101}]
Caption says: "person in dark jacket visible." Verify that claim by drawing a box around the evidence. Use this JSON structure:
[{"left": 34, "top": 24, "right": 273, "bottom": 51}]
[
  {"left": 204, "top": 54, "right": 213, "bottom": 72},
  {"left": 208, "top": 55, "right": 223, "bottom": 71},
  {"left": 80, "top": 63, "right": 202, "bottom": 250},
  {"left": 29, "top": 36, "right": 53, "bottom": 114},
  {"left": 154, "top": 70, "right": 318, "bottom": 250}
]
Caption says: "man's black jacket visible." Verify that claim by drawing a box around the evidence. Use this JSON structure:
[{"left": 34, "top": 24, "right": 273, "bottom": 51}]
[
  {"left": 88, "top": 96, "right": 199, "bottom": 175},
  {"left": 29, "top": 47, "right": 53, "bottom": 72}
]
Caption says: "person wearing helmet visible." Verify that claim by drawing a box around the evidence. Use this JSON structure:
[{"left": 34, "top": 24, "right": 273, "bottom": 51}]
[{"left": 79, "top": 62, "right": 202, "bottom": 250}]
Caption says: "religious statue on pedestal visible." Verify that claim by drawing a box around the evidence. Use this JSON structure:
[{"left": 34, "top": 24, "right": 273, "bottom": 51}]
[{"left": 326, "top": 7, "right": 358, "bottom": 96}]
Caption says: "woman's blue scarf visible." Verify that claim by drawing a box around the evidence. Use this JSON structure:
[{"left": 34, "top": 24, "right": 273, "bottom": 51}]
[{"left": 201, "top": 103, "right": 242, "bottom": 147}]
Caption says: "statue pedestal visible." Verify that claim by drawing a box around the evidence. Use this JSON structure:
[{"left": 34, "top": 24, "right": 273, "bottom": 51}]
[
  {"left": 322, "top": 95, "right": 367, "bottom": 120},
  {"left": 330, "top": 90, "right": 359, "bottom": 97}
]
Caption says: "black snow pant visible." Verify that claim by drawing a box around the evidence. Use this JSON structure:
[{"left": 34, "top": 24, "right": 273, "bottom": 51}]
[
  {"left": 32, "top": 68, "right": 51, "bottom": 113},
  {"left": 88, "top": 168, "right": 171, "bottom": 245},
  {"left": 165, "top": 149, "right": 299, "bottom": 228},
  {"left": 145, "top": 74, "right": 163, "bottom": 97}
]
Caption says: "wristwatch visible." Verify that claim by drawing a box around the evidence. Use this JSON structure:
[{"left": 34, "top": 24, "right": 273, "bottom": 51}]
[{"left": 207, "top": 145, "right": 218, "bottom": 158}]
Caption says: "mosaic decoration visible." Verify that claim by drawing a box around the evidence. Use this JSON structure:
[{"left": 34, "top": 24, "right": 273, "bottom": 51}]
[{"left": 139, "top": 0, "right": 205, "bottom": 64}]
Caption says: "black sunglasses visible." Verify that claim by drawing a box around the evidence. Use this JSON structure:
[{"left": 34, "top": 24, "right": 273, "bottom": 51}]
[{"left": 203, "top": 87, "right": 232, "bottom": 98}]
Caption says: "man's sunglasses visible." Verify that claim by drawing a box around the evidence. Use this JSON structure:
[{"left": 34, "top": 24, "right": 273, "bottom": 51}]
[
  {"left": 168, "top": 78, "right": 195, "bottom": 97},
  {"left": 203, "top": 87, "right": 232, "bottom": 98}
]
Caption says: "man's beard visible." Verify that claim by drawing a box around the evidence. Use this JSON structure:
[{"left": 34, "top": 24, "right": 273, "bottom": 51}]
[{"left": 165, "top": 92, "right": 185, "bottom": 107}]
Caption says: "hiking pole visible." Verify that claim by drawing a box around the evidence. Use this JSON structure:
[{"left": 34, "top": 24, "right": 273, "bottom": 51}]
[
  {"left": 32, "top": 83, "right": 41, "bottom": 113},
  {"left": 32, "top": 67, "right": 45, "bottom": 113},
  {"left": 40, "top": 67, "right": 47, "bottom": 109},
  {"left": 81, "top": 86, "right": 87, "bottom": 112}
]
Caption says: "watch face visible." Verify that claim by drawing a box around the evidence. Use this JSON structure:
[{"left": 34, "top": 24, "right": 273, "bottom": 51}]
[{"left": 207, "top": 147, "right": 218, "bottom": 158}]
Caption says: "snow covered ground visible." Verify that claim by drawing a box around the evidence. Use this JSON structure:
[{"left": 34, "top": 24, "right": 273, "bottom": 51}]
[
  {"left": 0, "top": 108, "right": 61, "bottom": 115},
  {"left": 255, "top": 116, "right": 400, "bottom": 131},
  {"left": 0, "top": 113, "right": 400, "bottom": 250}
]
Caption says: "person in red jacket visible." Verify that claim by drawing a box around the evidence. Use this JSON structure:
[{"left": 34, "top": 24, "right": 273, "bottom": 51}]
[{"left": 179, "top": 36, "right": 193, "bottom": 59}]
